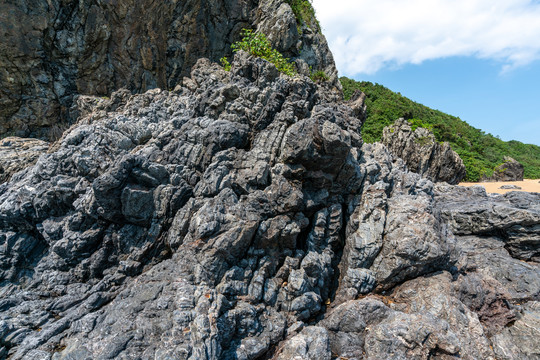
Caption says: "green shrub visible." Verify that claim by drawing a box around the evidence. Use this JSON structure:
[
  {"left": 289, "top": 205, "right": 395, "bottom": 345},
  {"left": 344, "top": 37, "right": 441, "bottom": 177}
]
[
  {"left": 285, "top": 0, "right": 320, "bottom": 33},
  {"left": 220, "top": 57, "right": 231, "bottom": 71},
  {"left": 408, "top": 118, "right": 433, "bottom": 132},
  {"left": 310, "top": 69, "right": 329, "bottom": 83},
  {"left": 232, "top": 29, "right": 296, "bottom": 77}
]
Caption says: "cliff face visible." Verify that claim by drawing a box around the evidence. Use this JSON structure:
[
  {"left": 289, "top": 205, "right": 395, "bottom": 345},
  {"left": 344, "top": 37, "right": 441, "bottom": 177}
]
[
  {"left": 1, "top": 54, "right": 539, "bottom": 360},
  {"left": 0, "top": 0, "right": 339, "bottom": 138}
]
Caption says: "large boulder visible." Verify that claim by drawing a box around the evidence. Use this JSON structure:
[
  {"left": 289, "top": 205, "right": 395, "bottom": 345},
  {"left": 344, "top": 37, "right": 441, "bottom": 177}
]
[
  {"left": 0, "top": 0, "right": 339, "bottom": 139},
  {"left": 485, "top": 156, "right": 525, "bottom": 181},
  {"left": 382, "top": 118, "right": 466, "bottom": 184}
]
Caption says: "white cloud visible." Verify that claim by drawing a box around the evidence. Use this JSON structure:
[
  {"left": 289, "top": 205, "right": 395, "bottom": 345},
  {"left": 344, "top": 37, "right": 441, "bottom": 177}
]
[{"left": 311, "top": 0, "right": 540, "bottom": 75}]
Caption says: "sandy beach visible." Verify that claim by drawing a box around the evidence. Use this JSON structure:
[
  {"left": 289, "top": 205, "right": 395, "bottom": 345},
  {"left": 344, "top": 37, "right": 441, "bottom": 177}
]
[{"left": 459, "top": 179, "right": 540, "bottom": 194}]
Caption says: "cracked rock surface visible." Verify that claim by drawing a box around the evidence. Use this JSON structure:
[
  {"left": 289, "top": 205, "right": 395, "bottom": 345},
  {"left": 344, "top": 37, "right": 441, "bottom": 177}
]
[
  {"left": 0, "top": 0, "right": 339, "bottom": 139},
  {"left": 0, "top": 54, "right": 539, "bottom": 360},
  {"left": 382, "top": 118, "right": 466, "bottom": 184}
]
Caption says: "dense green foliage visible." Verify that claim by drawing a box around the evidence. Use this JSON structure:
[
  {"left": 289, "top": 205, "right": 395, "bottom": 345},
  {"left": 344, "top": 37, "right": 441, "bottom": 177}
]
[
  {"left": 341, "top": 77, "right": 540, "bottom": 181},
  {"left": 232, "top": 29, "right": 296, "bottom": 76},
  {"left": 285, "top": 0, "right": 320, "bottom": 33}
]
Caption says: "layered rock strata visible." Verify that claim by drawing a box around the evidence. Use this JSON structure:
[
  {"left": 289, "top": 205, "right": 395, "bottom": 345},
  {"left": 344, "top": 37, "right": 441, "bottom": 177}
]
[
  {"left": 0, "top": 0, "right": 338, "bottom": 138},
  {"left": 0, "top": 55, "right": 539, "bottom": 360},
  {"left": 382, "top": 118, "right": 466, "bottom": 184}
]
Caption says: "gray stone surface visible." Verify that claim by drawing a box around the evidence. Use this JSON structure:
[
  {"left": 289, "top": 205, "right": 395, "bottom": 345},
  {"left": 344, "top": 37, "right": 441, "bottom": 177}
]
[
  {"left": 435, "top": 184, "right": 540, "bottom": 262},
  {"left": 486, "top": 156, "right": 525, "bottom": 182},
  {"left": 0, "top": 0, "right": 339, "bottom": 139},
  {"left": 0, "top": 137, "right": 49, "bottom": 184},
  {"left": 500, "top": 184, "right": 522, "bottom": 189},
  {"left": 275, "top": 326, "right": 331, "bottom": 360},
  {"left": 382, "top": 118, "right": 466, "bottom": 184},
  {"left": 492, "top": 301, "right": 540, "bottom": 359},
  {"left": 0, "top": 54, "right": 539, "bottom": 360}
]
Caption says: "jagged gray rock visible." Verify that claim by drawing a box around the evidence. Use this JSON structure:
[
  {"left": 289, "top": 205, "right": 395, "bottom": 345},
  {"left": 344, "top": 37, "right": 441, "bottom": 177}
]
[
  {"left": 435, "top": 184, "right": 540, "bottom": 262},
  {"left": 0, "top": 0, "right": 339, "bottom": 139},
  {"left": 0, "top": 54, "right": 538, "bottom": 360},
  {"left": 382, "top": 118, "right": 466, "bottom": 184},
  {"left": 486, "top": 156, "right": 525, "bottom": 182}
]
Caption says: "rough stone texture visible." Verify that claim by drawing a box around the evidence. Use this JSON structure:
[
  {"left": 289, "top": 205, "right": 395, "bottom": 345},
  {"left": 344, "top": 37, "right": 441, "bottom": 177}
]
[
  {"left": 491, "top": 301, "right": 540, "bottom": 359},
  {"left": 435, "top": 184, "right": 540, "bottom": 262},
  {"left": 275, "top": 327, "right": 331, "bottom": 360},
  {"left": 0, "top": 0, "right": 339, "bottom": 139},
  {"left": 0, "top": 55, "right": 539, "bottom": 360},
  {"left": 500, "top": 184, "right": 522, "bottom": 190},
  {"left": 486, "top": 156, "right": 525, "bottom": 182},
  {"left": 0, "top": 137, "right": 49, "bottom": 184},
  {"left": 382, "top": 118, "right": 466, "bottom": 184}
]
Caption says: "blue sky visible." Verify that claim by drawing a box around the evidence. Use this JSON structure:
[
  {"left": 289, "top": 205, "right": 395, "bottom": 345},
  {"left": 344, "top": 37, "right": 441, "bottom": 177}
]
[{"left": 311, "top": 0, "right": 540, "bottom": 146}]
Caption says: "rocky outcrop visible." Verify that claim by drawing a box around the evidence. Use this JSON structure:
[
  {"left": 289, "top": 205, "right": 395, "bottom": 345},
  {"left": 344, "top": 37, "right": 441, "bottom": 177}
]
[
  {"left": 1, "top": 54, "right": 539, "bottom": 360},
  {"left": 0, "top": 0, "right": 339, "bottom": 139},
  {"left": 382, "top": 118, "right": 466, "bottom": 184},
  {"left": 485, "top": 156, "right": 525, "bottom": 182},
  {"left": 0, "top": 137, "right": 49, "bottom": 184}
]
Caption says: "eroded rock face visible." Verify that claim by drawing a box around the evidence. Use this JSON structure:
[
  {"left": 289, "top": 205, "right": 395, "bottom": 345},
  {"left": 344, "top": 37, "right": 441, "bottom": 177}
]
[
  {"left": 382, "top": 118, "right": 466, "bottom": 184},
  {"left": 486, "top": 156, "right": 525, "bottom": 182},
  {"left": 0, "top": 0, "right": 339, "bottom": 138},
  {"left": 0, "top": 55, "right": 538, "bottom": 360}
]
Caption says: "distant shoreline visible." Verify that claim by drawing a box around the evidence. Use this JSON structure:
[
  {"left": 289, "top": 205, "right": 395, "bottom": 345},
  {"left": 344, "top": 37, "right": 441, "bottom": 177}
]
[{"left": 459, "top": 179, "right": 540, "bottom": 194}]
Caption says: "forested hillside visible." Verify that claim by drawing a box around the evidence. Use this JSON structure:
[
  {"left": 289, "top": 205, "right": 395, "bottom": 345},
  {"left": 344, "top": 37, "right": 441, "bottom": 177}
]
[{"left": 341, "top": 77, "right": 540, "bottom": 181}]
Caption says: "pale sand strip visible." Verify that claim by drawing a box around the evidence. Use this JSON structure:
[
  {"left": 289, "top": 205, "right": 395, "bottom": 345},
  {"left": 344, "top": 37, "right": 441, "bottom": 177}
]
[{"left": 459, "top": 179, "right": 540, "bottom": 194}]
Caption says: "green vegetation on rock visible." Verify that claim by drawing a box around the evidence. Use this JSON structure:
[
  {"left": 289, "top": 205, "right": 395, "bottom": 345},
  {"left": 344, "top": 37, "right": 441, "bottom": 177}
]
[
  {"left": 310, "top": 68, "right": 329, "bottom": 83},
  {"left": 219, "top": 57, "right": 231, "bottom": 71},
  {"left": 285, "top": 0, "right": 320, "bottom": 33},
  {"left": 232, "top": 29, "right": 296, "bottom": 76},
  {"left": 341, "top": 77, "right": 540, "bottom": 181}
]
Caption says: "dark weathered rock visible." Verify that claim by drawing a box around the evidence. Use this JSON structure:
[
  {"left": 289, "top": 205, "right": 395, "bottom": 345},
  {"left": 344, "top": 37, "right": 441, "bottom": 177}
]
[
  {"left": 382, "top": 118, "right": 466, "bottom": 184},
  {"left": 486, "top": 157, "right": 525, "bottom": 182},
  {"left": 0, "top": 0, "right": 339, "bottom": 139},
  {"left": 435, "top": 184, "right": 540, "bottom": 262},
  {"left": 0, "top": 54, "right": 539, "bottom": 360},
  {"left": 0, "top": 137, "right": 49, "bottom": 184},
  {"left": 0, "top": 54, "right": 349, "bottom": 360}
]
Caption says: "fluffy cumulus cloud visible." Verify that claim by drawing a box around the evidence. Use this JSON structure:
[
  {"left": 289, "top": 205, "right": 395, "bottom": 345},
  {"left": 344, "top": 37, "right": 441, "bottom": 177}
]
[{"left": 311, "top": 0, "right": 540, "bottom": 75}]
